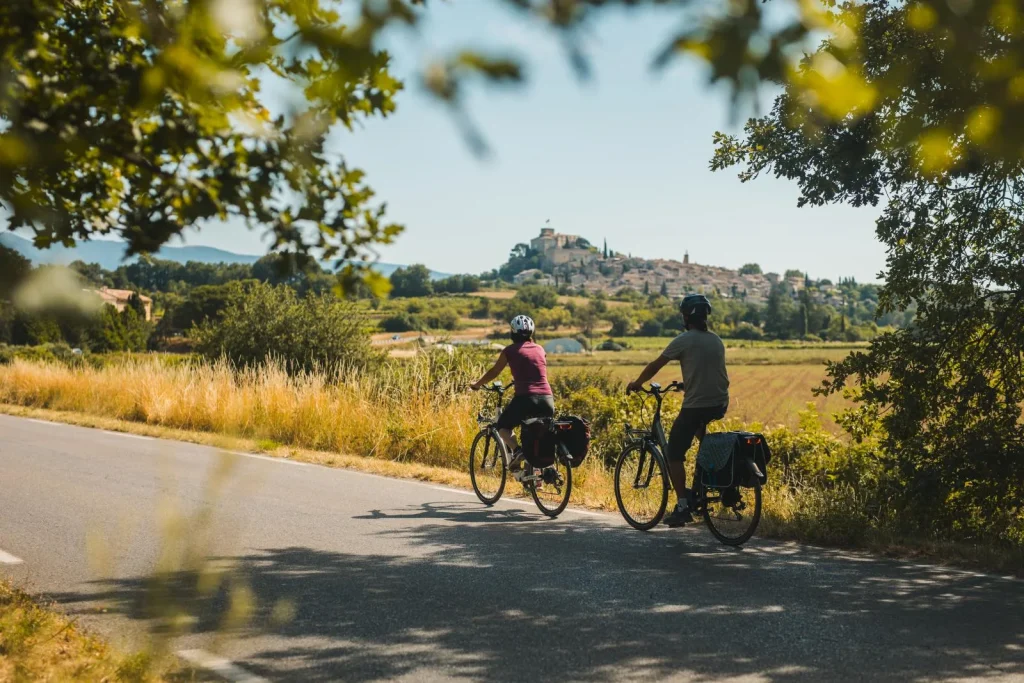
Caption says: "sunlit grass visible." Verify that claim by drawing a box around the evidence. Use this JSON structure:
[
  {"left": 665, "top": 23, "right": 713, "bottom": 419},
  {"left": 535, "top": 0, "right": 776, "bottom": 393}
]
[
  {"left": 0, "top": 581, "right": 169, "bottom": 682},
  {"left": 0, "top": 358, "right": 476, "bottom": 470}
]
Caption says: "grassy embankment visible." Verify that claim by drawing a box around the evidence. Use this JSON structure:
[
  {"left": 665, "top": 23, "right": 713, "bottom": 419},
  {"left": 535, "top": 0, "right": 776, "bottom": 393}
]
[{"left": 0, "top": 581, "right": 169, "bottom": 682}]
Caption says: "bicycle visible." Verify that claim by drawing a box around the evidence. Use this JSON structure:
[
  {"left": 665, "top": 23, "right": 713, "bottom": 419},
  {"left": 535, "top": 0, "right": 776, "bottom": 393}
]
[
  {"left": 468, "top": 382, "right": 573, "bottom": 517},
  {"left": 613, "top": 382, "right": 762, "bottom": 545}
]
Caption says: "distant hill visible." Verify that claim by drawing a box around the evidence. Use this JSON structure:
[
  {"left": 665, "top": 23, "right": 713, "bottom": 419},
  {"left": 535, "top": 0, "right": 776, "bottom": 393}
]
[{"left": 0, "top": 232, "right": 449, "bottom": 280}]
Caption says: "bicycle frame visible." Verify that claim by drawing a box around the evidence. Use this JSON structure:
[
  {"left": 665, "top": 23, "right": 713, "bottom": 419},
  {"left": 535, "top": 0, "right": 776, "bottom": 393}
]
[
  {"left": 624, "top": 382, "right": 716, "bottom": 507},
  {"left": 476, "top": 383, "right": 511, "bottom": 469},
  {"left": 624, "top": 383, "right": 675, "bottom": 491}
]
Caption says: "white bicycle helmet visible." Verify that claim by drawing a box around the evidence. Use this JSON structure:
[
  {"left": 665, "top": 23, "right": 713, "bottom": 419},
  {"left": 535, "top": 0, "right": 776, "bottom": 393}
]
[{"left": 510, "top": 315, "right": 535, "bottom": 334}]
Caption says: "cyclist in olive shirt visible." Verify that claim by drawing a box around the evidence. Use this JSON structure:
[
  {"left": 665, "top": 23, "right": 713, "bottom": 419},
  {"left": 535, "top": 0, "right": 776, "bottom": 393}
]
[{"left": 626, "top": 294, "right": 730, "bottom": 527}]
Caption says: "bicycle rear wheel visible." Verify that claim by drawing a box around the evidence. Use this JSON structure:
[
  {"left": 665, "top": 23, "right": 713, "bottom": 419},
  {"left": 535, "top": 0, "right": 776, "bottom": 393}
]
[
  {"left": 703, "top": 484, "right": 762, "bottom": 546},
  {"left": 614, "top": 443, "right": 669, "bottom": 531},
  {"left": 530, "top": 456, "right": 572, "bottom": 517},
  {"left": 469, "top": 429, "right": 506, "bottom": 505}
]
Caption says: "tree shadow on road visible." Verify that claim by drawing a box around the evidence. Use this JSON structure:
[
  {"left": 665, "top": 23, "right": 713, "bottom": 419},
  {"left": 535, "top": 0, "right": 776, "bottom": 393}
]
[{"left": 51, "top": 501, "right": 1024, "bottom": 682}]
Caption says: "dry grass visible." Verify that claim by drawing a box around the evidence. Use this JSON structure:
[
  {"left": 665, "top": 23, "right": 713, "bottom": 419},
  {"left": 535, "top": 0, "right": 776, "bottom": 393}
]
[
  {"left": 0, "top": 581, "right": 170, "bottom": 682},
  {"left": 0, "top": 359, "right": 476, "bottom": 470}
]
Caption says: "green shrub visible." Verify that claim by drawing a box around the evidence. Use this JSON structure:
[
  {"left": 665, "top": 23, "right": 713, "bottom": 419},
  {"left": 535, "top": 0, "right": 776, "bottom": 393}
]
[
  {"left": 380, "top": 314, "right": 420, "bottom": 333},
  {"left": 732, "top": 322, "right": 764, "bottom": 340},
  {"left": 194, "top": 282, "right": 378, "bottom": 372}
]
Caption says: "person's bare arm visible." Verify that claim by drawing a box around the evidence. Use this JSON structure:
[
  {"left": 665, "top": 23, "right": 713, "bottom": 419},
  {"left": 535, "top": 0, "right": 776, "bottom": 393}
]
[
  {"left": 626, "top": 355, "right": 671, "bottom": 393},
  {"left": 471, "top": 352, "right": 508, "bottom": 390}
]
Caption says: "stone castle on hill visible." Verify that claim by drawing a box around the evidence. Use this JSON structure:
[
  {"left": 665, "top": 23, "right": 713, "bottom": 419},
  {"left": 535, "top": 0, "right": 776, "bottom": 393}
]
[{"left": 512, "top": 226, "right": 844, "bottom": 306}]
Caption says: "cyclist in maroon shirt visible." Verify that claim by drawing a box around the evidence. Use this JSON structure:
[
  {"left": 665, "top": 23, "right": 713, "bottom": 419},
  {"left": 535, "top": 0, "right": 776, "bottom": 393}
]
[{"left": 470, "top": 315, "right": 555, "bottom": 478}]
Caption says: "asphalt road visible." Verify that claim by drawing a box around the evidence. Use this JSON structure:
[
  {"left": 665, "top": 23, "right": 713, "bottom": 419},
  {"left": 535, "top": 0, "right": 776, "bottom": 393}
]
[{"left": 1, "top": 413, "right": 1022, "bottom": 682}]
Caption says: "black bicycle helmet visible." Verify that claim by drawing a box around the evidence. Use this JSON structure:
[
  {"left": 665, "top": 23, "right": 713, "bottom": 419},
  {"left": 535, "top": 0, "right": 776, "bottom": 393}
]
[{"left": 679, "top": 293, "right": 712, "bottom": 318}]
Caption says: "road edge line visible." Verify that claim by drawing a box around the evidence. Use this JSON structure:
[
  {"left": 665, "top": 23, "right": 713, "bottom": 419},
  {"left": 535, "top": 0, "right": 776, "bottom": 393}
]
[
  {"left": 176, "top": 649, "right": 269, "bottom": 683},
  {"left": 0, "top": 548, "right": 24, "bottom": 564}
]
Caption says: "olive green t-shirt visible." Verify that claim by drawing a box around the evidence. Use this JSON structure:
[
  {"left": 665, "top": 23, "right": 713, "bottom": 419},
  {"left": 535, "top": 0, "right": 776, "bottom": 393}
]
[{"left": 661, "top": 330, "right": 730, "bottom": 409}]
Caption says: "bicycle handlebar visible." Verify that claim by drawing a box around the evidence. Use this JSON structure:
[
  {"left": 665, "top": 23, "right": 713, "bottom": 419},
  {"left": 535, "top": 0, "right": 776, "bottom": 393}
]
[{"left": 630, "top": 381, "right": 683, "bottom": 397}]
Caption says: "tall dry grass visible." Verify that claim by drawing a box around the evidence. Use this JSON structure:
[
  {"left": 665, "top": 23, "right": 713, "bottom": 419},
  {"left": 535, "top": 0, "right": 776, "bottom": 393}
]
[{"left": 0, "top": 358, "right": 477, "bottom": 469}]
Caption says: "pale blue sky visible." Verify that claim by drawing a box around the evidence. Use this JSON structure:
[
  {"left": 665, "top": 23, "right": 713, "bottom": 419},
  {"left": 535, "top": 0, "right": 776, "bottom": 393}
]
[{"left": 105, "top": 3, "right": 896, "bottom": 281}]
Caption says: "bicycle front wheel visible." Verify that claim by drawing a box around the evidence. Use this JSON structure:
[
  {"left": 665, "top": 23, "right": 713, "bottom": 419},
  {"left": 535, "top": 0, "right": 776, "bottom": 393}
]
[
  {"left": 530, "top": 457, "right": 572, "bottom": 517},
  {"left": 703, "top": 484, "right": 762, "bottom": 546},
  {"left": 614, "top": 443, "right": 669, "bottom": 531},
  {"left": 469, "top": 429, "right": 506, "bottom": 505}
]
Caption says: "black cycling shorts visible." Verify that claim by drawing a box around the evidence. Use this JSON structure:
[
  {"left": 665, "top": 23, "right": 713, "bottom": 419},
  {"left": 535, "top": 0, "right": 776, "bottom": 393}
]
[
  {"left": 666, "top": 404, "right": 728, "bottom": 464},
  {"left": 496, "top": 395, "right": 555, "bottom": 430}
]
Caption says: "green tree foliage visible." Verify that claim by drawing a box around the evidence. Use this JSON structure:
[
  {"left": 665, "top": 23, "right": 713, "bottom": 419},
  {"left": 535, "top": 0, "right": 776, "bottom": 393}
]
[
  {"left": 712, "top": 0, "right": 1024, "bottom": 543},
  {"left": 498, "top": 244, "right": 542, "bottom": 282},
  {"left": 433, "top": 274, "right": 481, "bottom": 294},
  {"left": 193, "top": 282, "right": 376, "bottom": 372},
  {"left": 96, "top": 304, "right": 151, "bottom": 352},
  {"left": 0, "top": 0, "right": 409, "bottom": 291},
  {"left": 513, "top": 285, "right": 559, "bottom": 311},
  {"left": 157, "top": 281, "right": 254, "bottom": 336},
  {"left": 113, "top": 259, "right": 254, "bottom": 292},
  {"left": 738, "top": 263, "right": 762, "bottom": 275},
  {"left": 0, "top": 246, "right": 32, "bottom": 299},
  {"left": 68, "top": 261, "right": 111, "bottom": 287},
  {"left": 605, "top": 308, "right": 635, "bottom": 337},
  {"left": 389, "top": 265, "right": 434, "bottom": 298},
  {"left": 251, "top": 253, "right": 335, "bottom": 295}
]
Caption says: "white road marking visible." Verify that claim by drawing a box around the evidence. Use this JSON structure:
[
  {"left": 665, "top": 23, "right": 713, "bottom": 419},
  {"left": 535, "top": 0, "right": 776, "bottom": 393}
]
[
  {"left": 26, "top": 418, "right": 62, "bottom": 427},
  {"left": 101, "top": 431, "right": 153, "bottom": 441},
  {"left": 177, "top": 649, "right": 269, "bottom": 683},
  {"left": 430, "top": 486, "right": 476, "bottom": 497},
  {"left": 229, "top": 451, "right": 310, "bottom": 467},
  {"left": 0, "top": 548, "right": 24, "bottom": 564}
]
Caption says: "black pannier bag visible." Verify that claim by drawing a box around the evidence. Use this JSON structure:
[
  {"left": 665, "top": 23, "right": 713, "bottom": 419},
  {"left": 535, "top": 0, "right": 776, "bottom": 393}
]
[
  {"left": 521, "top": 418, "right": 557, "bottom": 468},
  {"left": 735, "top": 431, "right": 770, "bottom": 487},
  {"left": 554, "top": 415, "right": 591, "bottom": 467},
  {"left": 697, "top": 431, "right": 771, "bottom": 490}
]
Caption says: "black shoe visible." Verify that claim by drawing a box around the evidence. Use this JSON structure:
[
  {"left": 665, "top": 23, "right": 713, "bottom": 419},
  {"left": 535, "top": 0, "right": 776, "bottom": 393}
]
[
  {"left": 663, "top": 504, "right": 694, "bottom": 528},
  {"left": 509, "top": 449, "right": 524, "bottom": 469}
]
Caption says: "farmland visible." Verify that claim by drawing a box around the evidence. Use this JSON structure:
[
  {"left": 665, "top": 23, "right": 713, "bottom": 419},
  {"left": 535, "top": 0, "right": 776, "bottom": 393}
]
[{"left": 549, "top": 341, "right": 858, "bottom": 431}]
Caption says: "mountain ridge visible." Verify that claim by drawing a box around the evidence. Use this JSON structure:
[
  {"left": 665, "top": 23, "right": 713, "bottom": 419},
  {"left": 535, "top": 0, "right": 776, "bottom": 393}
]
[{"left": 0, "top": 233, "right": 449, "bottom": 279}]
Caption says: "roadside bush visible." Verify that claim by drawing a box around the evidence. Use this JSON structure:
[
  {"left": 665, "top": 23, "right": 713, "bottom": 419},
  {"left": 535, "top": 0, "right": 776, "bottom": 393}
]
[
  {"left": 194, "top": 282, "right": 378, "bottom": 372},
  {"left": 0, "top": 342, "right": 87, "bottom": 368},
  {"left": 380, "top": 314, "right": 420, "bottom": 333}
]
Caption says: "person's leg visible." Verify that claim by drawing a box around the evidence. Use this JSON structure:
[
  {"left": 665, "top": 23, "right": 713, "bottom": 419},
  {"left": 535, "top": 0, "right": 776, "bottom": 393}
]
[
  {"left": 497, "top": 428, "right": 518, "bottom": 454},
  {"left": 666, "top": 410, "right": 698, "bottom": 500},
  {"left": 664, "top": 410, "right": 699, "bottom": 526},
  {"left": 495, "top": 397, "right": 527, "bottom": 458},
  {"left": 688, "top": 421, "right": 710, "bottom": 504}
]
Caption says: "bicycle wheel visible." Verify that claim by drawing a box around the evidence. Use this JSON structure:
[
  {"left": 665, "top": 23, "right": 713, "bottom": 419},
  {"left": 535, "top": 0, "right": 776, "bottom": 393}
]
[
  {"left": 703, "top": 484, "right": 762, "bottom": 546},
  {"left": 469, "top": 429, "right": 506, "bottom": 505},
  {"left": 614, "top": 443, "right": 669, "bottom": 531},
  {"left": 530, "top": 456, "right": 572, "bottom": 517}
]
